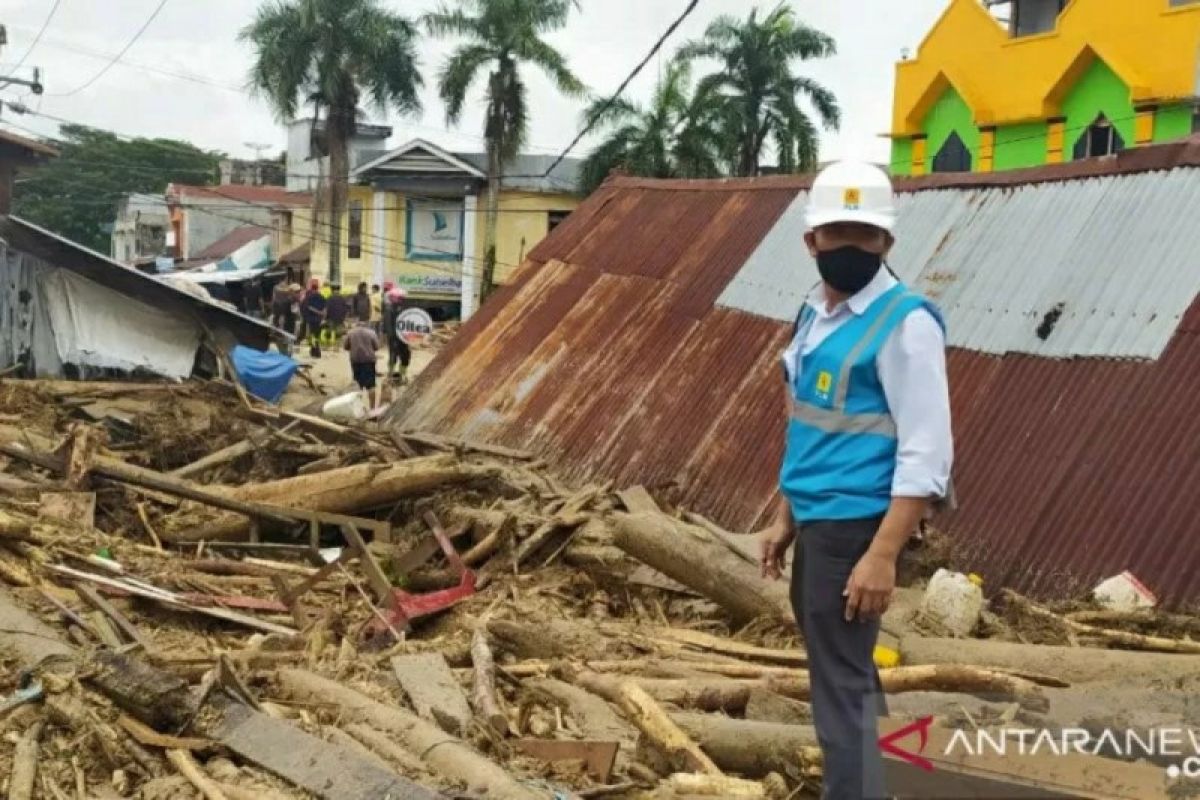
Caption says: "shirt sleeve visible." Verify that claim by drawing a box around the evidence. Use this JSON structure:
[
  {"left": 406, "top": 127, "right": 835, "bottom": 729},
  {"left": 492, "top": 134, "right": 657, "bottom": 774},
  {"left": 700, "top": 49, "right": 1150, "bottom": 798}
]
[{"left": 877, "top": 309, "right": 953, "bottom": 499}]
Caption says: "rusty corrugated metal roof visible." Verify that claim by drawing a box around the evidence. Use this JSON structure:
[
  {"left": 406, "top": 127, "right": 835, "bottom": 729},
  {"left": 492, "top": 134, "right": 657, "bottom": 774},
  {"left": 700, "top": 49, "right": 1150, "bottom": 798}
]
[{"left": 393, "top": 140, "right": 1200, "bottom": 608}]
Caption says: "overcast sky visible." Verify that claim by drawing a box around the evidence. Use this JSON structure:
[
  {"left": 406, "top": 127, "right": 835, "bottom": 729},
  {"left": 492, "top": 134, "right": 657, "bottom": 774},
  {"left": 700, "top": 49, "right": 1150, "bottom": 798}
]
[{"left": 0, "top": 0, "right": 948, "bottom": 166}]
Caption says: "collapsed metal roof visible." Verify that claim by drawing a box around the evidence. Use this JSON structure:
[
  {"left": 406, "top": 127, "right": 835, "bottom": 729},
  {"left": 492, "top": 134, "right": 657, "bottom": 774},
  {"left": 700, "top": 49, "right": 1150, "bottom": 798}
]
[
  {"left": 393, "top": 138, "right": 1200, "bottom": 607},
  {"left": 1, "top": 215, "right": 279, "bottom": 351}
]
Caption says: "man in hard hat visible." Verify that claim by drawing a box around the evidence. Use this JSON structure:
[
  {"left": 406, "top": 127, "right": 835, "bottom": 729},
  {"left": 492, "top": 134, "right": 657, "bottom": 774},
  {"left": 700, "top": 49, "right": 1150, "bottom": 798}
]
[{"left": 758, "top": 161, "right": 952, "bottom": 800}]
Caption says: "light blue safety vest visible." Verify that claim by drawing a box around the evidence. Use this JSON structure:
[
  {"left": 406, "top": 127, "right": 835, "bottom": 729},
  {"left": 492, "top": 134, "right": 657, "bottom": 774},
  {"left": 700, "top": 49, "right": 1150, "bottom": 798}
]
[{"left": 780, "top": 282, "right": 946, "bottom": 523}]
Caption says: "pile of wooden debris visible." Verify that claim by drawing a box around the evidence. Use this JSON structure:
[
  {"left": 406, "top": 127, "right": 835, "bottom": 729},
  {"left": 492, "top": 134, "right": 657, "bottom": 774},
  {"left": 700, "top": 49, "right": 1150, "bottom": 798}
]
[{"left": 1, "top": 377, "right": 1198, "bottom": 800}]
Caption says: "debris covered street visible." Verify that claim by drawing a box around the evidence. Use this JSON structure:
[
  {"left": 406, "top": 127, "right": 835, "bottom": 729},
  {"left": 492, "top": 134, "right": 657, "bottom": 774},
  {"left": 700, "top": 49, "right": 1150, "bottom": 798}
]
[{"left": 1, "top": 349, "right": 1199, "bottom": 799}]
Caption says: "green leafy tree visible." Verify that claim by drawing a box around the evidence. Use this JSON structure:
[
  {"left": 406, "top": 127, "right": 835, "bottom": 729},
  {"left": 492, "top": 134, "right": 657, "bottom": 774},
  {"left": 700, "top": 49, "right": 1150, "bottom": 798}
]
[
  {"left": 241, "top": 0, "right": 423, "bottom": 284},
  {"left": 681, "top": 2, "right": 840, "bottom": 176},
  {"left": 578, "top": 59, "right": 725, "bottom": 194},
  {"left": 13, "top": 124, "right": 220, "bottom": 254},
  {"left": 425, "top": 0, "right": 585, "bottom": 299}
]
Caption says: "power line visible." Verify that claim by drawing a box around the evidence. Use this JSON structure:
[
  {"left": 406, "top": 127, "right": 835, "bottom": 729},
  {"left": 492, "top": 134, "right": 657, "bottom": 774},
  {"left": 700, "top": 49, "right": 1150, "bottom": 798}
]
[
  {"left": 535, "top": 0, "right": 701, "bottom": 180},
  {"left": 48, "top": 0, "right": 172, "bottom": 98},
  {"left": 0, "top": 0, "right": 63, "bottom": 90}
]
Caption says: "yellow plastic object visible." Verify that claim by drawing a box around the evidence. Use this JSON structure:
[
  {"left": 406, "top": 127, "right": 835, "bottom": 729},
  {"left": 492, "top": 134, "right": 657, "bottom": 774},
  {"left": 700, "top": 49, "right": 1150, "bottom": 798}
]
[
  {"left": 874, "top": 644, "right": 901, "bottom": 669},
  {"left": 967, "top": 573, "right": 984, "bottom": 587}
]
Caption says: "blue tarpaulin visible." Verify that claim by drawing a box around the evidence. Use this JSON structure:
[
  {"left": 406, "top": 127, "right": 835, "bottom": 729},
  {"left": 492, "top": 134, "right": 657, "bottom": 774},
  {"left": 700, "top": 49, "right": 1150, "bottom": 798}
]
[{"left": 230, "top": 345, "right": 297, "bottom": 404}]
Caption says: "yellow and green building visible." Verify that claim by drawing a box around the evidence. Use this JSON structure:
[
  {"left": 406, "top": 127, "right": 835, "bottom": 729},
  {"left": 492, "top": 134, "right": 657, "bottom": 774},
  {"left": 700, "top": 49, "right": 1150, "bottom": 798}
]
[
  {"left": 305, "top": 139, "right": 581, "bottom": 319},
  {"left": 890, "top": 0, "right": 1200, "bottom": 175}
]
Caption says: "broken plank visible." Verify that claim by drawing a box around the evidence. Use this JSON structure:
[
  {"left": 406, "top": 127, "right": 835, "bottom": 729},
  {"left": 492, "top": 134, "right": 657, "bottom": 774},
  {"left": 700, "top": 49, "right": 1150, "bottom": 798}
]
[
  {"left": 391, "top": 653, "right": 473, "bottom": 736},
  {"left": 207, "top": 699, "right": 441, "bottom": 800},
  {"left": 49, "top": 565, "right": 297, "bottom": 637},
  {"left": 514, "top": 739, "right": 618, "bottom": 783},
  {"left": 74, "top": 583, "right": 149, "bottom": 649}
]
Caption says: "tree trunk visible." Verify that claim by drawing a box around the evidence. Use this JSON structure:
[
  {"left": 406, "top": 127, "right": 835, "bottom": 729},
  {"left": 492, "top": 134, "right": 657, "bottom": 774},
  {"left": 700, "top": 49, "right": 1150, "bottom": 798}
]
[
  {"left": 327, "top": 109, "right": 349, "bottom": 287},
  {"left": 574, "top": 671, "right": 754, "bottom": 714},
  {"left": 162, "top": 456, "right": 495, "bottom": 541},
  {"left": 611, "top": 512, "right": 793, "bottom": 627},
  {"left": 470, "top": 629, "right": 509, "bottom": 735},
  {"left": 767, "top": 664, "right": 1050, "bottom": 712},
  {"left": 670, "top": 713, "right": 820, "bottom": 778},
  {"left": 610, "top": 681, "right": 721, "bottom": 776},
  {"left": 480, "top": 143, "right": 501, "bottom": 303},
  {"left": 900, "top": 635, "right": 1200, "bottom": 685},
  {"left": 277, "top": 669, "right": 542, "bottom": 800}
]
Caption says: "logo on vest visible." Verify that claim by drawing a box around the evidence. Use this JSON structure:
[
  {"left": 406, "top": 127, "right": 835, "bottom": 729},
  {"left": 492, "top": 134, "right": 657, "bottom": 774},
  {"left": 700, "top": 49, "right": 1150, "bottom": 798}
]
[{"left": 815, "top": 370, "right": 834, "bottom": 399}]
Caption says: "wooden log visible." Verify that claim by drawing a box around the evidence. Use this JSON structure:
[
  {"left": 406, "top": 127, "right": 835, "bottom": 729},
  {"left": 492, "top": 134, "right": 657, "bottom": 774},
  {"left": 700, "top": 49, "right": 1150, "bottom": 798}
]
[
  {"left": 170, "top": 439, "right": 256, "bottom": 479},
  {"left": 180, "top": 456, "right": 496, "bottom": 541},
  {"left": 487, "top": 618, "right": 615, "bottom": 661},
  {"left": 767, "top": 665, "right": 1049, "bottom": 712},
  {"left": 583, "top": 677, "right": 721, "bottom": 776},
  {"left": 276, "top": 668, "right": 543, "bottom": 800},
  {"left": 646, "top": 627, "right": 807, "bottom": 667},
  {"left": 611, "top": 512, "right": 792, "bottom": 627},
  {"left": 470, "top": 629, "right": 508, "bottom": 735},
  {"left": 576, "top": 672, "right": 754, "bottom": 714},
  {"left": 743, "top": 688, "right": 812, "bottom": 726},
  {"left": 342, "top": 723, "right": 431, "bottom": 778},
  {"left": 524, "top": 678, "right": 634, "bottom": 745},
  {"left": 166, "top": 750, "right": 228, "bottom": 800},
  {"left": 1003, "top": 589, "right": 1200, "bottom": 655},
  {"left": 671, "top": 713, "right": 819, "bottom": 778},
  {"left": 391, "top": 653, "right": 473, "bottom": 736},
  {"left": 665, "top": 773, "right": 766, "bottom": 798},
  {"left": 901, "top": 635, "right": 1200, "bottom": 685},
  {"left": 9, "top": 720, "right": 44, "bottom": 800}
]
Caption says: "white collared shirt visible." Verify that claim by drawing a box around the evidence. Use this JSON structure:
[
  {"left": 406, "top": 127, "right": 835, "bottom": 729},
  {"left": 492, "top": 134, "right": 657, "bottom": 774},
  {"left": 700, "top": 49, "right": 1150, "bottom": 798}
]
[{"left": 782, "top": 268, "right": 953, "bottom": 499}]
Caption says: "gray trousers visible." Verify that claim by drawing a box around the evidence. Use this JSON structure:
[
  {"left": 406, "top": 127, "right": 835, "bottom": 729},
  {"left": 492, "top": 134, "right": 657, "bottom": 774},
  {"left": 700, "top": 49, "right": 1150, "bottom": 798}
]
[{"left": 791, "top": 517, "right": 890, "bottom": 800}]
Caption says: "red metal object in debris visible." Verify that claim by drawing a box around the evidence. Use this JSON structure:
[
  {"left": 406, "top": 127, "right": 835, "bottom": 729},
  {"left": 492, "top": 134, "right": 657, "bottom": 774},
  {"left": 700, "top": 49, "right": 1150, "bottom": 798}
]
[{"left": 369, "top": 513, "right": 476, "bottom": 636}]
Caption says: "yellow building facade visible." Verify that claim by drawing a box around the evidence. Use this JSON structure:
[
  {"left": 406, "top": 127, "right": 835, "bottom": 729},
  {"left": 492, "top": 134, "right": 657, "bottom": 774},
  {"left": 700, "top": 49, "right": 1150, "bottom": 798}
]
[
  {"left": 891, "top": 0, "right": 1200, "bottom": 175},
  {"left": 303, "top": 139, "right": 581, "bottom": 318}
]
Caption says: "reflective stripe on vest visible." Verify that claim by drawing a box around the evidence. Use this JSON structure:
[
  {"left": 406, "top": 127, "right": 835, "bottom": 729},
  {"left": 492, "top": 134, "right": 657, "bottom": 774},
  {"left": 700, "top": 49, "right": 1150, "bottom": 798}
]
[{"left": 787, "top": 287, "right": 914, "bottom": 437}]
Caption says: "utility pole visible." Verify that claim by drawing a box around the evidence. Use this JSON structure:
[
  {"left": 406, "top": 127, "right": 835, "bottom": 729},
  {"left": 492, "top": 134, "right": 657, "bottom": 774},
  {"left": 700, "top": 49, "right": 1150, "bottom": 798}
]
[
  {"left": 0, "top": 26, "right": 46, "bottom": 95},
  {"left": 244, "top": 142, "right": 273, "bottom": 186}
]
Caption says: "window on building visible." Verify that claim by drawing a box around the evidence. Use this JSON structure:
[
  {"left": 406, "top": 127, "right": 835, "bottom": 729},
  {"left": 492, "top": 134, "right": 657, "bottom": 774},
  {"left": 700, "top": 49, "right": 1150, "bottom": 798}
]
[
  {"left": 348, "top": 201, "right": 363, "bottom": 260},
  {"left": 1010, "top": 0, "right": 1067, "bottom": 36},
  {"left": 1170, "top": 0, "right": 1200, "bottom": 7},
  {"left": 280, "top": 211, "right": 294, "bottom": 238},
  {"left": 932, "top": 132, "right": 972, "bottom": 173},
  {"left": 548, "top": 210, "right": 571, "bottom": 231},
  {"left": 1192, "top": 106, "right": 1200, "bottom": 133},
  {"left": 1073, "top": 115, "right": 1125, "bottom": 160}
]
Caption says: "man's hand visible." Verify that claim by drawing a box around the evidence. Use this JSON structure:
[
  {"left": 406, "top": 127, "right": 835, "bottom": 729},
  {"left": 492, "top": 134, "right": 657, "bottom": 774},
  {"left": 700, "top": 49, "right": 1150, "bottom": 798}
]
[
  {"left": 844, "top": 550, "right": 896, "bottom": 622},
  {"left": 758, "top": 522, "right": 796, "bottom": 581}
]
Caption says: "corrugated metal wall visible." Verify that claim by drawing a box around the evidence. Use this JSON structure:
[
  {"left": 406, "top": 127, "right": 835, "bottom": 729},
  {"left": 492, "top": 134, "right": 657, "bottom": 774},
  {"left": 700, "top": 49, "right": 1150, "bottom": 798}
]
[{"left": 394, "top": 172, "right": 1200, "bottom": 608}]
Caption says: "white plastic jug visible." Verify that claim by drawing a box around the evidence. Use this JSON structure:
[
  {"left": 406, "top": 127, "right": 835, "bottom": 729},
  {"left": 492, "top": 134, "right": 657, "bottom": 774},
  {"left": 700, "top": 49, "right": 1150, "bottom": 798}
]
[
  {"left": 322, "top": 391, "right": 367, "bottom": 422},
  {"left": 918, "top": 568, "right": 984, "bottom": 638},
  {"left": 1093, "top": 571, "right": 1157, "bottom": 612}
]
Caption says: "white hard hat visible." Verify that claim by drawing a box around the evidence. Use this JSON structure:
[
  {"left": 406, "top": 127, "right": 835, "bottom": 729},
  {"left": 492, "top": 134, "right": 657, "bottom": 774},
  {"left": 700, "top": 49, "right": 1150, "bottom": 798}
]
[{"left": 806, "top": 160, "right": 897, "bottom": 232}]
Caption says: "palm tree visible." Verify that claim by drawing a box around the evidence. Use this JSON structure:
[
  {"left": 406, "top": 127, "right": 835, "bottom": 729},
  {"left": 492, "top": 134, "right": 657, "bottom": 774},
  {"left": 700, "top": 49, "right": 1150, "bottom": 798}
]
[
  {"left": 680, "top": 2, "right": 840, "bottom": 177},
  {"left": 578, "top": 60, "right": 725, "bottom": 194},
  {"left": 425, "top": 0, "right": 585, "bottom": 299},
  {"left": 241, "top": 0, "right": 422, "bottom": 285}
]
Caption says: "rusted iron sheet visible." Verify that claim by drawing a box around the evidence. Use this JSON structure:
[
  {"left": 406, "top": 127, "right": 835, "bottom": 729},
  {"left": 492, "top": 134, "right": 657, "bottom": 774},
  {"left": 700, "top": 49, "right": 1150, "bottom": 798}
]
[{"left": 393, "top": 167, "right": 1200, "bottom": 609}]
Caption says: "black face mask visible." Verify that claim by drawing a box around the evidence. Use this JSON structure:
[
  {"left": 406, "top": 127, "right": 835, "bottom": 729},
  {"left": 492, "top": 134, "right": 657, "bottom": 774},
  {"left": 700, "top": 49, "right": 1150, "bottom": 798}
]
[{"left": 816, "top": 246, "right": 883, "bottom": 295}]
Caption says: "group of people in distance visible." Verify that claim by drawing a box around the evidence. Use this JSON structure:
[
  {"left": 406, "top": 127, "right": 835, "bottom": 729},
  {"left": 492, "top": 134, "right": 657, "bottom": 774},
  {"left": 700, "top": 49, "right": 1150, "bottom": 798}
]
[{"left": 269, "top": 278, "right": 413, "bottom": 410}]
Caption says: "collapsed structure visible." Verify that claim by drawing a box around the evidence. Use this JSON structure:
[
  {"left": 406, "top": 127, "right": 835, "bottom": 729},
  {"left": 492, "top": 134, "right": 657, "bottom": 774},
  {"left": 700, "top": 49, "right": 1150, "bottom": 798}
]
[
  {"left": 0, "top": 216, "right": 280, "bottom": 379},
  {"left": 393, "top": 137, "right": 1200, "bottom": 608}
]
